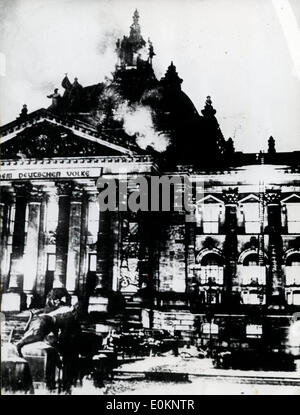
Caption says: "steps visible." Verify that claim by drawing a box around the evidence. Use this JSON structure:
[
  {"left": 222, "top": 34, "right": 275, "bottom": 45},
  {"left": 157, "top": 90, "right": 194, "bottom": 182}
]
[{"left": 1, "top": 312, "right": 30, "bottom": 344}]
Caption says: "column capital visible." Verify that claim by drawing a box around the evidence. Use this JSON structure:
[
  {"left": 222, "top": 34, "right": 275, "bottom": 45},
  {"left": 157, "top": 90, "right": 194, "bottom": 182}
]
[
  {"left": 56, "top": 181, "right": 73, "bottom": 196},
  {"left": 86, "top": 188, "right": 98, "bottom": 203},
  {"left": 29, "top": 185, "right": 44, "bottom": 203},
  {"left": 71, "top": 184, "right": 84, "bottom": 201},
  {"left": 13, "top": 182, "right": 31, "bottom": 197},
  {"left": 265, "top": 189, "right": 281, "bottom": 205},
  {"left": 223, "top": 187, "right": 239, "bottom": 205}
]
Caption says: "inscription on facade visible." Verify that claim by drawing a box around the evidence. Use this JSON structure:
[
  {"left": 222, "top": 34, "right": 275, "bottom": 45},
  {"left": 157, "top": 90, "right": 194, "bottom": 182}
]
[{"left": 0, "top": 168, "right": 102, "bottom": 181}]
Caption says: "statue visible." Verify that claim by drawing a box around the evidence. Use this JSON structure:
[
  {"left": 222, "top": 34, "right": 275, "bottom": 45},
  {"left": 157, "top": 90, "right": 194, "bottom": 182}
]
[{"left": 47, "top": 88, "right": 61, "bottom": 112}]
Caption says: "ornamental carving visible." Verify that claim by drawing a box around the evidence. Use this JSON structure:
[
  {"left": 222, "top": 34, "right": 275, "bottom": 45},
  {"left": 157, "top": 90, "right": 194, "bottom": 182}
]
[
  {"left": 29, "top": 185, "right": 44, "bottom": 202},
  {"left": 13, "top": 182, "right": 32, "bottom": 197},
  {"left": 56, "top": 181, "right": 72, "bottom": 196},
  {"left": 265, "top": 190, "right": 281, "bottom": 204},
  {"left": 71, "top": 185, "right": 84, "bottom": 201},
  {"left": 223, "top": 187, "right": 239, "bottom": 204}
]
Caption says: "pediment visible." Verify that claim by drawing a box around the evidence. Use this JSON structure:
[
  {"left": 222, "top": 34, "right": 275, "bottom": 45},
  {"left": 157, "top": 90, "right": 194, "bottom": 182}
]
[
  {"left": 0, "top": 109, "right": 134, "bottom": 159},
  {"left": 197, "top": 194, "right": 224, "bottom": 204},
  {"left": 239, "top": 194, "right": 260, "bottom": 204},
  {"left": 281, "top": 194, "right": 300, "bottom": 204}
]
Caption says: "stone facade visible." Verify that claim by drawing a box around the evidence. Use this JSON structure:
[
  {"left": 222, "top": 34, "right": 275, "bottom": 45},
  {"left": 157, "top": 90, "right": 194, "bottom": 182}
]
[{"left": 1, "top": 10, "right": 300, "bottom": 352}]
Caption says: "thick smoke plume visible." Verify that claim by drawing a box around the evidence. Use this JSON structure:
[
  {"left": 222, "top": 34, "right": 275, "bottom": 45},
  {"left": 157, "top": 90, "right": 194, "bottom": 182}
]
[{"left": 114, "top": 102, "right": 170, "bottom": 153}]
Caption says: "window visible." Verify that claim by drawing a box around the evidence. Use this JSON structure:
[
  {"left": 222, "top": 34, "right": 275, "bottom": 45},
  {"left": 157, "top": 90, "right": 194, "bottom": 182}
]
[
  {"left": 202, "top": 322, "right": 219, "bottom": 335},
  {"left": 202, "top": 203, "right": 221, "bottom": 234},
  {"left": 239, "top": 253, "right": 266, "bottom": 285},
  {"left": 285, "top": 253, "right": 300, "bottom": 285},
  {"left": 286, "top": 204, "right": 300, "bottom": 233},
  {"left": 199, "top": 253, "right": 224, "bottom": 285},
  {"left": 241, "top": 203, "right": 260, "bottom": 233},
  {"left": 287, "top": 291, "right": 300, "bottom": 305},
  {"left": 246, "top": 324, "right": 262, "bottom": 338},
  {"left": 242, "top": 289, "right": 265, "bottom": 305}
]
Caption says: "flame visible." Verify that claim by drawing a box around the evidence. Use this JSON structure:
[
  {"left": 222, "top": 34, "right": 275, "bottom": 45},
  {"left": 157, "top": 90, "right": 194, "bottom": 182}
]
[{"left": 114, "top": 102, "right": 170, "bottom": 152}]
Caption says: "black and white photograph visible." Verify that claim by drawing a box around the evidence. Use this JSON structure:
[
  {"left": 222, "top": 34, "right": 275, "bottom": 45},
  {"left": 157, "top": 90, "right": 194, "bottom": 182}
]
[{"left": 1, "top": 0, "right": 300, "bottom": 398}]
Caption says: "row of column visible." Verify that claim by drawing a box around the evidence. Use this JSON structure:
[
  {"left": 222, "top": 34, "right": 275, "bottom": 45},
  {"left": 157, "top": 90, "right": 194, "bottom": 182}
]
[{"left": 0, "top": 181, "right": 102, "bottom": 309}]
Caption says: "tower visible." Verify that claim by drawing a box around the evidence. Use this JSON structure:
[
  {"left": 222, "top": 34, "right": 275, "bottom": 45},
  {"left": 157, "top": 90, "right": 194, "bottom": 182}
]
[{"left": 115, "top": 9, "right": 155, "bottom": 69}]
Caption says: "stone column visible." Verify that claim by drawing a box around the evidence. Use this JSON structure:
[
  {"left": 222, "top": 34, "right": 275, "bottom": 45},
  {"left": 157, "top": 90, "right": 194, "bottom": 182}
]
[
  {"left": 111, "top": 211, "right": 121, "bottom": 292},
  {"left": 23, "top": 185, "right": 44, "bottom": 307},
  {"left": 8, "top": 184, "right": 29, "bottom": 290},
  {"left": 66, "top": 185, "right": 83, "bottom": 301},
  {"left": 2, "top": 184, "right": 29, "bottom": 311},
  {"left": 265, "top": 189, "right": 284, "bottom": 305},
  {"left": 0, "top": 189, "right": 11, "bottom": 291},
  {"left": 96, "top": 210, "right": 112, "bottom": 289},
  {"left": 82, "top": 189, "right": 98, "bottom": 296},
  {"left": 223, "top": 188, "right": 239, "bottom": 304},
  {"left": 53, "top": 181, "right": 72, "bottom": 288}
]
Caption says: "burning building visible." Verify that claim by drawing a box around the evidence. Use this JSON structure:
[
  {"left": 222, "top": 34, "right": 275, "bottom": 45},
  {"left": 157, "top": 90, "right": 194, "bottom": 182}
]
[{"left": 1, "top": 10, "right": 300, "bottom": 352}]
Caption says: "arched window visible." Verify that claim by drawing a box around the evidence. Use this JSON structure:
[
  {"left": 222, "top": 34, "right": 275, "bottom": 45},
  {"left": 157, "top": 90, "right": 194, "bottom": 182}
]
[
  {"left": 199, "top": 252, "right": 224, "bottom": 285},
  {"left": 285, "top": 252, "right": 300, "bottom": 286},
  {"left": 286, "top": 252, "right": 300, "bottom": 266},
  {"left": 238, "top": 250, "right": 266, "bottom": 286},
  {"left": 243, "top": 253, "right": 259, "bottom": 266}
]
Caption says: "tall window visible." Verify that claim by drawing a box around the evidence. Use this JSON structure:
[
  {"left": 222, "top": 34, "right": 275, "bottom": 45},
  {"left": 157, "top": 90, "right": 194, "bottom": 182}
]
[
  {"left": 202, "top": 203, "right": 221, "bottom": 234},
  {"left": 241, "top": 202, "right": 260, "bottom": 234},
  {"left": 286, "top": 203, "right": 300, "bottom": 234}
]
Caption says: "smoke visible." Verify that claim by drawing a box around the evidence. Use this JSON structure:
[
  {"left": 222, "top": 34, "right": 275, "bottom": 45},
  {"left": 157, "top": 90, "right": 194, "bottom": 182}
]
[
  {"left": 97, "top": 29, "right": 123, "bottom": 55},
  {"left": 114, "top": 102, "right": 170, "bottom": 152}
]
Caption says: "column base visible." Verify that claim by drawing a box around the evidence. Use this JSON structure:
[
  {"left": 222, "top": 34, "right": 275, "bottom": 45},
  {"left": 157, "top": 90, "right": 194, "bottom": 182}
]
[{"left": 1, "top": 292, "right": 22, "bottom": 312}]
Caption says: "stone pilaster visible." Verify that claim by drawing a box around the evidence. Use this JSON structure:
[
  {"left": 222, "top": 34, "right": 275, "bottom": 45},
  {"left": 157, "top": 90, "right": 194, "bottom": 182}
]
[
  {"left": 186, "top": 217, "right": 196, "bottom": 295},
  {"left": 53, "top": 181, "right": 72, "bottom": 288},
  {"left": 111, "top": 211, "right": 121, "bottom": 292},
  {"left": 265, "top": 189, "right": 284, "bottom": 304},
  {"left": 66, "top": 185, "right": 83, "bottom": 297},
  {"left": 223, "top": 188, "right": 239, "bottom": 302},
  {"left": 23, "top": 185, "right": 44, "bottom": 307}
]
